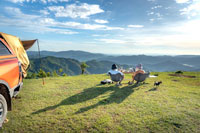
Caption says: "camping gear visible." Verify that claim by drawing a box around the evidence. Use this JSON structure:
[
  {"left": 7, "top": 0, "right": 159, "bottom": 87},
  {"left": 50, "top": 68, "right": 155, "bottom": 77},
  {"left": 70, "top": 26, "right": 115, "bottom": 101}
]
[
  {"left": 101, "top": 79, "right": 113, "bottom": 84},
  {"left": 109, "top": 73, "right": 124, "bottom": 84},
  {"left": 0, "top": 32, "right": 36, "bottom": 77},
  {"left": 134, "top": 72, "right": 150, "bottom": 84},
  {"left": 21, "top": 40, "right": 37, "bottom": 50},
  {"left": 149, "top": 75, "right": 157, "bottom": 78}
]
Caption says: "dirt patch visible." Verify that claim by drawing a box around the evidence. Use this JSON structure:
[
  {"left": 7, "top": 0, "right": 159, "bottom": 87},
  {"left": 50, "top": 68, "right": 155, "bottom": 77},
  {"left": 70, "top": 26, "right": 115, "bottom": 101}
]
[{"left": 169, "top": 74, "right": 196, "bottom": 78}]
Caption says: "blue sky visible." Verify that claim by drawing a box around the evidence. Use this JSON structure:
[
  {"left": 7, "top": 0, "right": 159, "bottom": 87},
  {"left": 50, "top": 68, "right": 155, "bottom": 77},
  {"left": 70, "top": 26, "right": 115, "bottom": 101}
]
[{"left": 0, "top": 0, "right": 200, "bottom": 55}]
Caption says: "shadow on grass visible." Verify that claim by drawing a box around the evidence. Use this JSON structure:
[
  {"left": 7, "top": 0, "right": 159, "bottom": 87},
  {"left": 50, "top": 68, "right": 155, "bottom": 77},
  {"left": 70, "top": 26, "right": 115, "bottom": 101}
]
[
  {"left": 32, "top": 83, "right": 142, "bottom": 115},
  {"left": 148, "top": 87, "right": 157, "bottom": 91}
]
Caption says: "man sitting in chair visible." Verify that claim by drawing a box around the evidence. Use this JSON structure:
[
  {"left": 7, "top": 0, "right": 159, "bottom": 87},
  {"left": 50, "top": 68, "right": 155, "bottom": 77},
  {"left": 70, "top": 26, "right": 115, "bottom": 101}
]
[
  {"left": 107, "top": 64, "right": 124, "bottom": 85},
  {"left": 131, "top": 64, "right": 145, "bottom": 84}
]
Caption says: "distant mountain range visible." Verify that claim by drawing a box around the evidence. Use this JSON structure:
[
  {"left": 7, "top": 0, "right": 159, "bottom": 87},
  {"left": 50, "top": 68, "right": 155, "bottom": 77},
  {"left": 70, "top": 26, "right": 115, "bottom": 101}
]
[
  {"left": 28, "top": 50, "right": 200, "bottom": 73},
  {"left": 28, "top": 50, "right": 107, "bottom": 61},
  {"left": 29, "top": 56, "right": 131, "bottom": 75}
]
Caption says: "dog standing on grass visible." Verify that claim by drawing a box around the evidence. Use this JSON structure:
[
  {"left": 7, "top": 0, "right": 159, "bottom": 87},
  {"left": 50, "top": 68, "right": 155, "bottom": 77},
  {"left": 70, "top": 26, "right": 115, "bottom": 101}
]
[{"left": 154, "top": 81, "right": 162, "bottom": 87}]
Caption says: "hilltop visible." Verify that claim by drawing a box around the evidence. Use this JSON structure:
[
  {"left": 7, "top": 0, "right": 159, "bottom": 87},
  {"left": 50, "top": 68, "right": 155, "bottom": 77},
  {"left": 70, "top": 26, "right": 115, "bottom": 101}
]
[{"left": 3, "top": 72, "right": 200, "bottom": 132}]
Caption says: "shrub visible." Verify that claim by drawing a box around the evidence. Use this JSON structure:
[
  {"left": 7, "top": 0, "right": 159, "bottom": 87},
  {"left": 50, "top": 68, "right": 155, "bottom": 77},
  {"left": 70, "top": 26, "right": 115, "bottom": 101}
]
[
  {"left": 59, "top": 68, "right": 63, "bottom": 76},
  {"left": 38, "top": 69, "right": 47, "bottom": 78},
  {"left": 175, "top": 71, "right": 183, "bottom": 74},
  {"left": 154, "top": 73, "right": 159, "bottom": 76},
  {"left": 47, "top": 72, "right": 51, "bottom": 77},
  {"left": 31, "top": 73, "right": 37, "bottom": 79},
  {"left": 53, "top": 70, "right": 58, "bottom": 77},
  {"left": 26, "top": 72, "right": 32, "bottom": 79},
  {"left": 62, "top": 73, "right": 67, "bottom": 76}
]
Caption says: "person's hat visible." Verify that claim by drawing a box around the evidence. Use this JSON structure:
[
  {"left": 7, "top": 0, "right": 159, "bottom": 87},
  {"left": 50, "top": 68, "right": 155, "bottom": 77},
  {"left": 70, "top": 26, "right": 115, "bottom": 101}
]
[{"left": 112, "top": 64, "right": 117, "bottom": 70}]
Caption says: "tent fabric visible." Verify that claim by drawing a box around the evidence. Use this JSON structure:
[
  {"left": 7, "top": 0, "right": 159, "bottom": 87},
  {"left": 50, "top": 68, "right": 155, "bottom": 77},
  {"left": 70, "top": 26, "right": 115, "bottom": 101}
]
[
  {"left": 0, "top": 32, "right": 30, "bottom": 77},
  {"left": 21, "top": 40, "right": 36, "bottom": 50}
]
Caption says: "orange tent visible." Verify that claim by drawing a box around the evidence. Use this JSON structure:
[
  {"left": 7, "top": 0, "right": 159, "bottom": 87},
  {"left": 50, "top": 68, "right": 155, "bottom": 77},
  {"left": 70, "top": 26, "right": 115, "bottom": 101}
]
[{"left": 0, "top": 32, "right": 36, "bottom": 77}]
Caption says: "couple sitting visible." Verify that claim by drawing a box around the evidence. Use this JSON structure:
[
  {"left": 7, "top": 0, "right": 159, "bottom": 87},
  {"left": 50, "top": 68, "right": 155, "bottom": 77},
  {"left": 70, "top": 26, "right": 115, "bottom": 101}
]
[{"left": 107, "top": 64, "right": 145, "bottom": 85}]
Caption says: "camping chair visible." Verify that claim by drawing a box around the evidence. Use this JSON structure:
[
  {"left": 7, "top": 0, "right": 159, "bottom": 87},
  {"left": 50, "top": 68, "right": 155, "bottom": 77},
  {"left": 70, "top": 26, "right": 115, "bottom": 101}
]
[
  {"left": 134, "top": 72, "right": 150, "bottom": 84},
  {"left": 109, "top": 73, "right": 124, "bottom": 85}
]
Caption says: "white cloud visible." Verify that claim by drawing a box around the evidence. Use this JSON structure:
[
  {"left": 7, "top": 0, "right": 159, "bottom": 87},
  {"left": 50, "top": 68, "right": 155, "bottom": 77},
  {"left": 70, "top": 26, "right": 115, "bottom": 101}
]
[
  {"left": 40, "top": 19, "right": 123, "bottom": 30},
  {"left": 151, "top": 5, "right": 162, "bottom": 9},
  {"left": 2, "top": 7, "right": 123, "bottom": 33},
  {"left": 1, "top": 7, "right": 77, "bottom": 35},
  {"left": 147, "top": 12, "right": 154, "bottom": 15},
  {"left": 97, "top": 39, "right": 127, "bottom": 44},
  {"left": 7, "top": 0, "right": 69, "bottom": 3},
  {"left": 155, "top": 13, "right": 162, "bottom": 17},
  {"left": 94, "top": 19, "right": 108, "bottom": 24},
  {"left": 59, "top": 0, "right": 69, "bottom": 2},
  {"left": 128, "top": 25, "right": 144, "bottom": 28},
  {"left": 179, "top": 1, "right": 200, "bottom": 18},
  {"left": 7, "top": 0, "right": 29, "bottom": 3},
  {"left": 39, "top": 10, "right": 50, "bottom": 15},
  {"left": 175, "top": 0, "right": 190, "bottom": 3},
  {"left": 149, "top": 18, "right": 155, "bottom": 22},
  {"left": 48, "top": 3, "right": 104, "bottom": 18},
  {"left": 147, "top": 0, "right": 156, "bottom": 2},
  {"left": 5, "top": 7, "right": 39, "bottom": 19},
  {"left": 92, "top": 34, "right": 110, "bottom": 37},
  {"left": 123, "top": 19, "right": 200, "bottom": 50}
]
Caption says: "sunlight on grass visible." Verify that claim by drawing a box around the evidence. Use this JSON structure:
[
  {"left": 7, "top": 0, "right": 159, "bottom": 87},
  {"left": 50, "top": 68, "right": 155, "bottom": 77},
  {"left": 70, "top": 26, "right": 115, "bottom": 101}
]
[{"left": 2, "top": 72, "right": 200, "bottom": 132}]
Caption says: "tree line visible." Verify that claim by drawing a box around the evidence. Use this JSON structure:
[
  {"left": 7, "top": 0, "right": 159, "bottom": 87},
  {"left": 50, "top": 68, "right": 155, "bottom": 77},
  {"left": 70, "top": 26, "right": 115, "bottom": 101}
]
[{"left": 26, "top": 62, "right": 89, "bottom": 79}]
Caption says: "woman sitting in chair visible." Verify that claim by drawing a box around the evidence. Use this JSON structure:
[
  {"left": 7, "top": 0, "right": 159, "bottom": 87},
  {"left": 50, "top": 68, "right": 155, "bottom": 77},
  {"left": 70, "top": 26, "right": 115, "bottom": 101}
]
[
  {"left": 107, "top": 64, "right": 124, "bottom": 85},
  {"left": 131, "top": 64, "right": 145, "bottom": 84}
]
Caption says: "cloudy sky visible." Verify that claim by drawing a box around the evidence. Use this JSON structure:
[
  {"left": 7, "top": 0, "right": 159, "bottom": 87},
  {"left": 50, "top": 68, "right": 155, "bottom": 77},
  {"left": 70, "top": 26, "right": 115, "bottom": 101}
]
[{"left": 0, "top": 0, "right": 200, "bottom": 55}]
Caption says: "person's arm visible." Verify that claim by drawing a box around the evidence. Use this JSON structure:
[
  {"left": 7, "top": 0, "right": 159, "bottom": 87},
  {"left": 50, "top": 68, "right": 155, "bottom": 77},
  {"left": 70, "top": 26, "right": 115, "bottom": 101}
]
[
  {"left": 107, "top": 70, "right": 111, "bottom": 76},
  {"left": 119, "top": 71, "right": 124, "bottom": 76}
]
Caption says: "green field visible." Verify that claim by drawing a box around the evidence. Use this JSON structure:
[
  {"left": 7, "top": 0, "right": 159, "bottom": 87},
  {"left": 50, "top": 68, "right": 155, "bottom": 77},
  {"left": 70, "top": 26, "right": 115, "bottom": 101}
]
[{"left": 2, "top": 72, "right": 200, "bottom": 132}]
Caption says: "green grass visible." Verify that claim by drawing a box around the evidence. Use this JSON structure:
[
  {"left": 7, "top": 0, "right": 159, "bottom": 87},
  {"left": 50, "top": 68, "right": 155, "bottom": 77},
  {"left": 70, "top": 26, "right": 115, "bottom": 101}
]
[{"left": 2, "top": 72, "right": 200, "bottom": 132}]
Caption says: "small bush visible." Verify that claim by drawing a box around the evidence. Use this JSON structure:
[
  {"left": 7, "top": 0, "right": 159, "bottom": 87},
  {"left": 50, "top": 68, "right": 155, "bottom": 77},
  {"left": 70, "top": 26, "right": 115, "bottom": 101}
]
[
  {"left": 53, "top": 70, "right": 58, "bottom": 77},
  {"left": 175, "top": 71, "right": 183, "bottom": 74},
  {"left": 38, "top": 69, "right": 47, "bottom": 78},
  {"left": 47, "top": 72, "right": 51, "bottom": 77},
  {"left": 31, "top": 73, "right": 37, "bottom": 79},
  {"left": 154, "top": 73, "right": 159, "bottom": 76},
  {"left": 62, "top": 73, "right": 67, "bottom": 76}
]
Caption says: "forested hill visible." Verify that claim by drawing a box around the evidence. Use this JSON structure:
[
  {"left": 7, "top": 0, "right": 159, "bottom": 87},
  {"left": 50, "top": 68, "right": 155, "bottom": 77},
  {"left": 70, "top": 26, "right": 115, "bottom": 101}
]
[{"left": 29, "top": 56, "right": 131, "bottom": 75}]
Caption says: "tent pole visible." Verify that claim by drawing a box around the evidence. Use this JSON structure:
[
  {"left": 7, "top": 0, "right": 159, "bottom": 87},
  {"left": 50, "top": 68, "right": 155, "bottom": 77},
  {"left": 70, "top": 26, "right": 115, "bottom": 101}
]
[{"left": 36, "top": 39, "right": 45, "bottom": 85}]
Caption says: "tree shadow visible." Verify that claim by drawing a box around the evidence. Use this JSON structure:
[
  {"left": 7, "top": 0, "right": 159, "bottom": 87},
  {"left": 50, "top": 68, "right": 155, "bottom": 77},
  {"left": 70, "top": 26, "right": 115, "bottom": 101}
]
[{"left": 32, "top": 83, "right": 142, "bottom": 115}]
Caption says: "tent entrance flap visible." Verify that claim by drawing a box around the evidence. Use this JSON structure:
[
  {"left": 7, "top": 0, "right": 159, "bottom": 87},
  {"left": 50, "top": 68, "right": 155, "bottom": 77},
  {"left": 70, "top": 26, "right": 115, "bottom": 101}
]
[{"left": 21, "top": 40, "right": 37, "bottom": 50}]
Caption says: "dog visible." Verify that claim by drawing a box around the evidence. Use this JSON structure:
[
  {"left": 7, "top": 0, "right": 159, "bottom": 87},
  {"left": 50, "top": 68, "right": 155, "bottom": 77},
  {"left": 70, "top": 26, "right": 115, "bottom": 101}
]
[{"left": 154, "top": 81, "right": 162, "bottom": 87}]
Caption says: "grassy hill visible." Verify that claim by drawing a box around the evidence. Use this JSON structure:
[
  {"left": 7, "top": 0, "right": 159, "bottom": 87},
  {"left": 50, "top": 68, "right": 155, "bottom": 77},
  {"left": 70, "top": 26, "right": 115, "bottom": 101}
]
[{"left": 2, "top": 72, "right": 200, "bottom": 132}]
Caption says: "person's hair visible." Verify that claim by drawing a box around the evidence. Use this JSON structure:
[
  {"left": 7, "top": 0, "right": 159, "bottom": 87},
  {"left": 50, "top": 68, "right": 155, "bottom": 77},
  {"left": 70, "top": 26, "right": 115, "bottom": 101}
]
[
  {"left": 136, "top": 63, "right": 143, "bottom": 70},
  {"left": 112, "top": 64, "right": 117, "bottom": 70}
]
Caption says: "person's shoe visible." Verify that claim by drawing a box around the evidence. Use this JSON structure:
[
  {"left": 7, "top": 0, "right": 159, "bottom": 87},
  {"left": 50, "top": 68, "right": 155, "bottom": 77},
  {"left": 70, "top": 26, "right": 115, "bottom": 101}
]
[
  {"left": 4, "top": 118, "right": 9, "bottom": 123},
  {"left": 128, "top": 81, "right": 133, "bottom": 85},
  {"left": 116, "top": 83, "right": 120, "bottom": 86}
]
